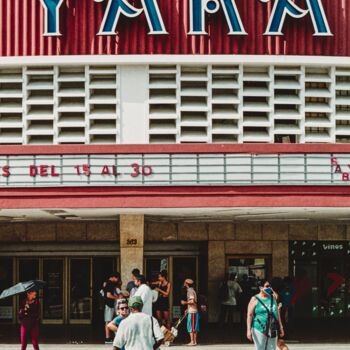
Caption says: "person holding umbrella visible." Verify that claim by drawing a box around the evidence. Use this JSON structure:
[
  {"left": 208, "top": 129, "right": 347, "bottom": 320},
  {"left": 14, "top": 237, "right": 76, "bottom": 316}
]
[
  {"left": 19, "top": 289, "right": 41, "bottom": 350},
  {"left": 0, "top": 280, "right": 45, "bottom": 350}
]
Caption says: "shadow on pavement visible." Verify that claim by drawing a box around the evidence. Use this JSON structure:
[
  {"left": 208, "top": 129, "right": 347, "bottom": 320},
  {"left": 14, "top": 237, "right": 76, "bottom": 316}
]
[{"left": 0, "top": 320, "right": 349, "bottom": 345}]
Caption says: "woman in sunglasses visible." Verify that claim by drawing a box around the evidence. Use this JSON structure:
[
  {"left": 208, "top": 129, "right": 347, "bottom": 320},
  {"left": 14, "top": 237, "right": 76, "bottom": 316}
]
[
  {"left": 246, "top": 280, "right": 284, "bottom": 350},
  {"left": 108, "top": 299, "right": 129, "bottom": 350}
]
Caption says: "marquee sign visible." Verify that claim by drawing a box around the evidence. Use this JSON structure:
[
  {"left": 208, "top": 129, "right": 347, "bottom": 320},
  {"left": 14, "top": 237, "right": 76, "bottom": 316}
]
[
  {"left": 0, "top": 153, "right": 348, "bottom": 188},
  {"left": 41, "top": 0, "right": 332, "bottom": 36}
]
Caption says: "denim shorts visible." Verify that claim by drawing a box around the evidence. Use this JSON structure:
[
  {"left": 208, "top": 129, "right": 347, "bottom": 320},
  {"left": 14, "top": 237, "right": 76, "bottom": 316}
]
[{"left": 104, "top": 305, "right": 115, "bottom": 322}]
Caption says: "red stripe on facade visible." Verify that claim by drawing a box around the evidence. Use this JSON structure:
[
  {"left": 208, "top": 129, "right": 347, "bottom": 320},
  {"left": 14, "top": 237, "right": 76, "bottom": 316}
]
[
  {"left": 0, "top": 0, "right": 348, "bottom": 57},
  {"left": 0, "top": 186, "right": 349, "bottom": 209},
  {"left": 0, "top": 144, "right": 350, "bottom": 155}
]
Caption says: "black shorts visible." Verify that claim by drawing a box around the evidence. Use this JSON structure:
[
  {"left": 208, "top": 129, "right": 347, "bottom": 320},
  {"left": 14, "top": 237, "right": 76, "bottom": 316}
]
[{"left": 155, "top": 297, "right": 169, "bottom": 312}]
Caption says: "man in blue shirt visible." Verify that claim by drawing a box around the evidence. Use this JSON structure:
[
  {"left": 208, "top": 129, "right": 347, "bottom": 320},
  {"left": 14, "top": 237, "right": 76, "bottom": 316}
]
[{"left": 108, "top": 299, "right": 129, "bottom": 350}]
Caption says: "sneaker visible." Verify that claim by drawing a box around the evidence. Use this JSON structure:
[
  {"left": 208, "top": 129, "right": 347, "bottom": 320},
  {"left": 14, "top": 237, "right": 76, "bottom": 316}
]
[{"left": 104, "top": 338, "right": 113, "bottom": 344}]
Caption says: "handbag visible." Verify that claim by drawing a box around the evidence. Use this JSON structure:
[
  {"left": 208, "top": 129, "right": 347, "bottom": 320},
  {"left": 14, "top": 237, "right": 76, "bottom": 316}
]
[{"left": 255, "top": 296, "right": 279, "bottom": 338}]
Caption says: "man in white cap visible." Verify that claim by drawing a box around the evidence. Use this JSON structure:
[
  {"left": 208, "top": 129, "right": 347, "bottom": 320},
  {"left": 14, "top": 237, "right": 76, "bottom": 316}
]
[
  {"left": 113, "top": 296, "right": 164, "bottom": 350},
  {"left": 181, "top": 279, "right": 199, "bottom": 346}
]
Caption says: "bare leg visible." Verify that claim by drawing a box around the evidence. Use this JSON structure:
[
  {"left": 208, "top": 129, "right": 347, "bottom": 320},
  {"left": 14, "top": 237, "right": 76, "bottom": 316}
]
[
  {"left": 155, "top": 310, "right": 162, "bottom": 325},
  {"left": 193, "top": 332, "right": 198, "bottom": 345},
  {"left": 105, "top": 322, "right": 111, "bottom": 339},
  {"left": 163, "top": 311, "right": 170, "bottom": 329}
]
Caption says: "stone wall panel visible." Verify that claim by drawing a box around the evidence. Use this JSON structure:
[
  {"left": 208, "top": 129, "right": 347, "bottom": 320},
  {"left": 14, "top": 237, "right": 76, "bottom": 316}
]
[
  {"left": 208, "top": 223, "right": 235, "bottom": 241},
  {"left": 262, "top": 224, "right": 288, "bottom": 241},
  {"left": 178, "top": 223, "right": 208, "bottom": 241},
  {"left": 235, "top": 223, "right": 262, "bottom": 241},
  {"left": 26, "top": 223, "right": 56, "bottom": 241}
]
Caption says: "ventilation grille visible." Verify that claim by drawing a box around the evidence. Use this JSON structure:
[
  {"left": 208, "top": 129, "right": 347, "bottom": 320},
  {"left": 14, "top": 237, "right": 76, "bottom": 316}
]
[
  {"left": 148, "top": 64, "right": 350, "bottom": 144},
  {"left": 0, "top": 66, "right": 119, "bottom": 144}
]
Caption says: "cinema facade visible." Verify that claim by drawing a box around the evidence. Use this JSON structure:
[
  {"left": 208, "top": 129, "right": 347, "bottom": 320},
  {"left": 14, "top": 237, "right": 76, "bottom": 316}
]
[{"left": 0, "top": 0, "right": 350, "bottom": 327}]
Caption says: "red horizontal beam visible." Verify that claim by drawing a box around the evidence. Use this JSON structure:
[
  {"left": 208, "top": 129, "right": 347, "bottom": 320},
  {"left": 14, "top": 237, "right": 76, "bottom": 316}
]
[
  {"left": 0, "top": 186, "right": 349, "bottom": 209},
  {"left": 1, "top": 144, "right": 350, "bottom": 155}
]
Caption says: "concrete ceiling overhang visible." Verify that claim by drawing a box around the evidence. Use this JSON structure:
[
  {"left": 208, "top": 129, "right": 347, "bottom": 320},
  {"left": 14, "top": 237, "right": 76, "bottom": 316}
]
[{"left": 0, "top": 208, "right": 349, "bottom": 223}]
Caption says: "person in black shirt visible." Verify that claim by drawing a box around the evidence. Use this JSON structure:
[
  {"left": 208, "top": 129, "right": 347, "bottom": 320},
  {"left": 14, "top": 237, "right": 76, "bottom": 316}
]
[
  {"left": 126, "top": 268, "right": 140, "bottom": 298},
  {"left": 104, "top": 273, "right": 122, "bottom": 344}
]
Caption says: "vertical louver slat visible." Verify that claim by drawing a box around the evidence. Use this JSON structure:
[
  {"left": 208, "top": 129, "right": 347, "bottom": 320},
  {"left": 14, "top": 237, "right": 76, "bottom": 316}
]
[
  {"left": 180, "top": 66, "right": 209, "bottom": 143},
  {"left": 57, "top": 66, "right": 86, "bottom": 144},
  {"left": 304, "top": 67, "right": 332, "bottom": 143},
  {"left": 0, "top": 67, "right": 23, "bottom": 144},
  {"left": 25, "top": 66, "right": 55, "bottom": 144},
  {"left": 88, "top": 66, "right": 118, "bottom": 144},
  {"left": 273, "top": 66, "right": 302, "bottom": 144},
  {"left": 211, "top": 65, "right": 239, "bottom": 143},
  {"left": 335, "top": 67, "right": 350, "bottom": 143},
  {"left": 242, "top": 66, "right": 272, "bottom": 143},
  {"left": 149, "top": 65, "right": 178, "bottom": 143}
]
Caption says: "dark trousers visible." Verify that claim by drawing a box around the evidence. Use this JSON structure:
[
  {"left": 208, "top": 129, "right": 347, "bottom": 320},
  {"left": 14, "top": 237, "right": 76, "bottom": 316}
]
[
  {"left": 21, "top": 323, "right": 40, "bottom": 350},
  {"left": 219, "top": 304, "right": 237, "bottom": 324}
]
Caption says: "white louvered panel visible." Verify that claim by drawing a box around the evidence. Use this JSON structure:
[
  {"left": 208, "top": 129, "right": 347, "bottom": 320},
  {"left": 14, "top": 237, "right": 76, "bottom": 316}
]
[
  {"left": 335, "top": 67, "right": 350, "bottom": 142},
  {"left": 149, "top": 65, "right": 177, "bottom": 143},
  {"left": 0, "top": 67, "right": 23, "bottom": 144},
  {"left": 304, "top": 67, "right": 333, "bottom": 143},
  {"left": 180, "top": 66, "right": 209, "bottom": 143},
  {"left": 24, "top": 67, "right": 55, "bottom": 144},
  {"left": 87, "top": 66, "right": 119, "bottom": 144},
  {"left": 273, "top": 67, "right": 302, "bottom": 144},
  {"left": 243, "top": 66, "right": 272, "bottom": 143},
  {"left": 57, "top": 66, "right": 86, "bottom": 144},
  {"left": 211, "top": 65, "right": 240, "bottom": 143}
]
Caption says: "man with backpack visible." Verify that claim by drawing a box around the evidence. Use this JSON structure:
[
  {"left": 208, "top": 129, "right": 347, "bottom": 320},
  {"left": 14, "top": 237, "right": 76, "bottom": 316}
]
[{"left": 246, "top": 280, "right": 284, "bottom": 350}]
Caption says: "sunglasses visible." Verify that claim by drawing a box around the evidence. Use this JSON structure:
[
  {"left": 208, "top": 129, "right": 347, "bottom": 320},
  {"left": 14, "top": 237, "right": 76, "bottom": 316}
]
[{"left": 119, "top": 307, "right": 129, "bottom": 311}]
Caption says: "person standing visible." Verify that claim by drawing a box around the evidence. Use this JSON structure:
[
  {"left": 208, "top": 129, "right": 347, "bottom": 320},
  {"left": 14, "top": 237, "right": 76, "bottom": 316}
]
[
  {"left": 152, "top": 270, "right": 172, "bottom": 329},
  {"left": 113, "top": 296, "right": 164, "bottom": 350},
  {"left": 104, "top": 273, "right": 123, "bottom": 344},
  {"left": 126, "top": 269, "right": 140, "bottom": 298},
  {"left": 247, "top": 280, "right": 284, "bottom": 350},
  {"left": 181, "top": 279, "right": 200, "bottom": 346},
  {"left": 220, "top": 273, "right": 242, "bottom": 325},
  {"left": 19, "top": 290, "right": 40, "bottom": 350},
  {"left": 134, "top": 274, "right": 153, "bottom": 316}
]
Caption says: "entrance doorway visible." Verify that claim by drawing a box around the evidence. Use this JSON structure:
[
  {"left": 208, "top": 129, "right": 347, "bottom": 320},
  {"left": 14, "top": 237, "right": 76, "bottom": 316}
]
[
  {"left": 0, "top": 256, "right": 118, "bottom": 325},
  {"left": 144, "top": 256, "right": 199, "bottom": 320}
]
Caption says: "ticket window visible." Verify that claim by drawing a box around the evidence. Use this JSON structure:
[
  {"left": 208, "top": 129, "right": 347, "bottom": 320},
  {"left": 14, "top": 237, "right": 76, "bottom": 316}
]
[
  {"left": 0, "top": 258, "right": 14, "bottom": 323},
  {"left": 227, "top": 256, "right": 271, "bottom": 296}
]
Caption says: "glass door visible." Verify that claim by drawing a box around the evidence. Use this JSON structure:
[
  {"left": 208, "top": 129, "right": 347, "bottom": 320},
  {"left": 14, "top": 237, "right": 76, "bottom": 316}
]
[
  {"left": 172, "top": 257, "right": 198, "bottom": 320},
  {"left": 42, "top": 259, "right": 64, "bottom": 324},
  {"left": 145, "top": 257, "right": 169, "bottom": 284},
  {"left": 69, "top": 258, "right": 92, "bottom": 324},
  {"left": 0, "top": 258, "right": 14, "bottom": 323},
  {"left": 92, "top": 257, "right": 119, "bottom": 326}
]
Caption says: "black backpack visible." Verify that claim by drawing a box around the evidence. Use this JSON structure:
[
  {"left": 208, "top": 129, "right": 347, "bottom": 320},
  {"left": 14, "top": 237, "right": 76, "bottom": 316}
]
[
  {"left": 218, "top": 281, "right": 229, "bottom": 301},
  {"left": 198, "top": 294, "right": 208, "bottom": 314}
]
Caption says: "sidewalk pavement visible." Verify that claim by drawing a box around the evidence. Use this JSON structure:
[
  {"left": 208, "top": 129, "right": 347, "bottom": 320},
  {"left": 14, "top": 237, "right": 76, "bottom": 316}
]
[{"left": 0, "top": 344, "right": 349, "bottom": 350}]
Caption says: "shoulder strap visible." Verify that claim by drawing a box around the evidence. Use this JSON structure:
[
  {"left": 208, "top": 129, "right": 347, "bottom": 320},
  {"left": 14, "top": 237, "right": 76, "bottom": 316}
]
[
  {"left": 151, "top": 316, "right": 156, "bottom": 343},
  {"left": 255, "top": 295, "right": 278, "bottom": 323}
]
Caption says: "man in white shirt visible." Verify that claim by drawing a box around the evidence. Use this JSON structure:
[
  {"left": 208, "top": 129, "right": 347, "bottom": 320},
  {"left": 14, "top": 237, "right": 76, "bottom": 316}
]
[
  {"left": 134, "top": 274, "right": 153, "bottom": 316},
  {"left": 113, "top": 296, "right": 164, "bottom": 350}
]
